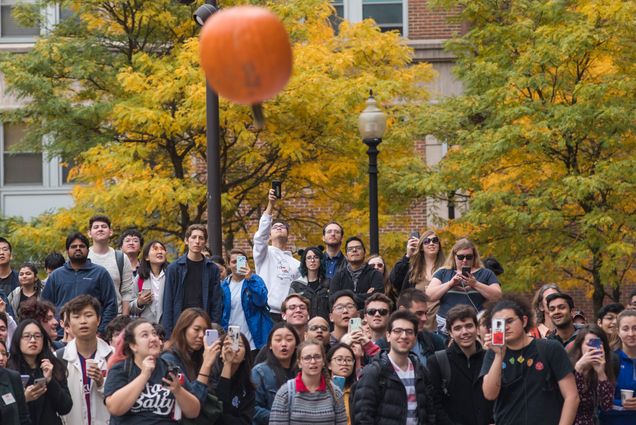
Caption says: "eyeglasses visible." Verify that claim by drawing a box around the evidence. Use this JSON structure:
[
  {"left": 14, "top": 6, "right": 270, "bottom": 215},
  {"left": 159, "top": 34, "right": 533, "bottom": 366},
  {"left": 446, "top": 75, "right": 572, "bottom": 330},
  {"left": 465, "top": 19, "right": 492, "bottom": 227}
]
[
  {"left": 271, "top": 224, "right": 287, "bottom": 230},
  {"left": 306, "top": 256, "right": 320, "bottom": 262},
  {"left": 333, "top": 303, "right": 357, "bottom": 313},
  {"left": 286, "top": 304, "right": 308, "bottom": 312},
  {"left": 366, "top": 308, "right": 389, "bottom": 316},
  {"left": 391, "top": 328, "right": 415, "bottom": 337},
  {"left": 370, "top": 263, "right": 384, "bottom": 269},
  {"left": 332, "top": 356, "right": 354, "bottom": 365},
  {"left": 21, "top": 333, "right": 43, "bottom": 341},
  {"left": 308, "top": 325, "right": 328, "bottom": 332},
  {"left": 456, "top": 254, "right": 474, "bottom": 261},
  {"left": 346, "top": 245, "right": 364, "bottom": 252},
  {"left": 301, "top": 354, "right": 323, "bottom": 363},
  {"left": 423, "top": 237, "right": 439, "bottom": 245}
]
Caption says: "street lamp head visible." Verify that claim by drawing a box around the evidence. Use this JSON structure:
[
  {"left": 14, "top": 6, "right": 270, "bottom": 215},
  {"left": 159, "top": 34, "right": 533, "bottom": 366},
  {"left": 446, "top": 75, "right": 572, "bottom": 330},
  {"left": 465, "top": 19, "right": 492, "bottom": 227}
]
[
  {"left": 358, "top": 90, "right": 386, "bottom": 141},
  {"left": 193, "top": 4, "right": 218, "bottom": 27}
]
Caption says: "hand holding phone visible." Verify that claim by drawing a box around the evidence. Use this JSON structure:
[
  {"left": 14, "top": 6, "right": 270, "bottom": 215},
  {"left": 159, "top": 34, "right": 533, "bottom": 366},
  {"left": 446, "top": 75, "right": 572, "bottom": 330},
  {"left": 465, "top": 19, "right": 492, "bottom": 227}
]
[
  {"left": 491, "top": 318, "right": 505, "bottom": 346},
  {"left": 228, "top": 325, "right": 241, "bottom": 351},
  {"left": 236, "top": 255, "right": 247, "bottom": 272},
  {"left": 272, "top": 180, "right": 282, "bottom": 199},
  {"left": 205, "top": 329, "right": 219, "bottom": 347},
  {"left": 348, "top": 318, "right": 362, "bottom": 334}
]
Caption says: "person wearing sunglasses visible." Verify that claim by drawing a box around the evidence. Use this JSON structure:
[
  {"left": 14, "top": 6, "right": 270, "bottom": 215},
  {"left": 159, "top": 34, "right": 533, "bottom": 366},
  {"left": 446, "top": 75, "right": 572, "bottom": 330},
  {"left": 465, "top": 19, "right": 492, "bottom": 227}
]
[
  {"left": 390, "top": 230, "right": 446, "bottom": 331},
  {"left": 426, "top": 238, "right": 502, "bottom": 335},
  {"left": 363, "top": 293, "right": 393, "bottom": 343}
]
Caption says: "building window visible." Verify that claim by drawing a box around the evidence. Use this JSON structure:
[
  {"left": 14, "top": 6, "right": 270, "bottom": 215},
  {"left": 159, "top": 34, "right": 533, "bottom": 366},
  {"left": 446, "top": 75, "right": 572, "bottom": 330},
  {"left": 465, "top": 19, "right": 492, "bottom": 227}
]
[
  {"left": 2, "top": 123, "right": 43, "bottom": 185},
  {"left": 331, "top": 0, "right": 406, "bottom": 36},
  {"left": 0, "top": 0, "right": 39, "bottom": 39}
]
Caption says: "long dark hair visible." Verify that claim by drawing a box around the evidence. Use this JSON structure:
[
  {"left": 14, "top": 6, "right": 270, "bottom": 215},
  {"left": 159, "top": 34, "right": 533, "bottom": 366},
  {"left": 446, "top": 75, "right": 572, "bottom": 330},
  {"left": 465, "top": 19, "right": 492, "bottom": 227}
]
[
  {"left": 264, "top": 322, "right": 299, "bottom": 388},
  {"left": 326, "top": 342, "right": 357, "bottom": 388},
  {"left": 211, "top": 333, "right": 254, "bottom": 392},
  {"left": 8, "top": 319, "right": 66, "bottom": 382},
  {"left": 298, "top": 246, "right": 326, "bottom": 279},
  {"left": 164, "top": 308, "right": 211, "bottom": 380},
  {"left": 137, "top": 240, "right": 168, "bottom": 280},
  {"left": 568, "top": 325, "right": 615, "bottom": 387}
]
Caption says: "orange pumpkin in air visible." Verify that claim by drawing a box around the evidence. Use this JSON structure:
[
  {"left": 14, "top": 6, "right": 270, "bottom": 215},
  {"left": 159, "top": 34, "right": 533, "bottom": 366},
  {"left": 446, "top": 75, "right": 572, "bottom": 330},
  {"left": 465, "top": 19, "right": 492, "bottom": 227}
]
[{"left": 199, "top": 6, "right": 293, "bottom": 105}]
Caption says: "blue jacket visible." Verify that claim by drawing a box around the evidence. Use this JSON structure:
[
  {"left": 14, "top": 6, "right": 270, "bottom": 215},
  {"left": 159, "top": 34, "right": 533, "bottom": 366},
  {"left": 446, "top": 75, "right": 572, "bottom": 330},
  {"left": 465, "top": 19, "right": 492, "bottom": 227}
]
[
  {"left": 161, "top": 254, "right": 221, "bottom": 337},
  {"left": 251, "top": 362, "right": 285, "bottom": 425},
  {"left": 600, "top": 349, "right": 636, "bottom": 425},
  {"left": 220, "top": 274, "right": 272, "bottom": 349},
  {"left": 41, "top": 260, "right": 117, "bottom": 335}
]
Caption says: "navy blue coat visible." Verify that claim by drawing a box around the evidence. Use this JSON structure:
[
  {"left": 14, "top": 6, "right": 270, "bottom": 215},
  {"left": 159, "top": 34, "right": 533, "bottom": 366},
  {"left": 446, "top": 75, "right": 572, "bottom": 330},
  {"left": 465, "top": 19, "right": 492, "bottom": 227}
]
[{"left": 161, "top": 254, "right": 222, "bottom": 336}]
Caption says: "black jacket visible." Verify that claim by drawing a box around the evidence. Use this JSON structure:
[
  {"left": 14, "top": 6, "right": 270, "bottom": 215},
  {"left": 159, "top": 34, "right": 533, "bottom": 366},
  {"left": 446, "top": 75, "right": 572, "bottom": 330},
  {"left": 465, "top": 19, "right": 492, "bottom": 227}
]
[
  {"left": 21, "top": 367, "right": 72, "bottom": 425},
  {"left": 289, "top": 277, "right": 330, "bottom": 321},
  {"left": 389, "top": 255, "right": 412, "bottom": 294},
  {"left": 352, "top": 352, "right": 438, "bottom": 425},
  {"left": 211, "top": 363, "right": 255, "bottom": 425},
  {"left": 329, "top": 264, "right": 384, "bottom": 309},
  {"left": 426, "top": 342, "right": 493, "bottom": 425},
  {"left": 0, "top": 368, "right": 30, "bottom": 425},
  {"left": 376, "top": 330, "right": 446, "bottom": 366}
]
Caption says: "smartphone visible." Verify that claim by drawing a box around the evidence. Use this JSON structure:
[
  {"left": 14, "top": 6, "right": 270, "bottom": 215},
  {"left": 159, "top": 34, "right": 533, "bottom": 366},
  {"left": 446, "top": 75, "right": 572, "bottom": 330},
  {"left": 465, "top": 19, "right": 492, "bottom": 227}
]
[
  {"left": 348, "top": 318, "right": 362, "bottom": 334},
  {"left": 588, "top": 338, "right": 602, "bottom": 349},
  {"left": 205, "top": 329, "right": 219, "bottom": 346},
  {"left": 461, "top": 266, "right": 471, "bottom": 277},
  {"left": 33, "top": 377, "right": 46, "bottom": 388},
  {"left": 236, "top": 255, "right": 247, "bottom": 271},
  {"left": 491, "top": 318, "right": 505, "bottom": 346},
  {"left": 228, "top": 325, "right": 241, "bottom": 351},
  {"left": 163, "top": 365, "right": 180, "bottom": 387},
  {"left": 333, "top": 375, "right": 346, "bottom": 391},
  {"left": 272, "top": 180, "right": 282, "bottom": 199},
  {"left": 20, "top": 375, "right": 30, "bottom": 388},
  {"left": 409, "top": 230, "right": 420, "bottom": 239}
]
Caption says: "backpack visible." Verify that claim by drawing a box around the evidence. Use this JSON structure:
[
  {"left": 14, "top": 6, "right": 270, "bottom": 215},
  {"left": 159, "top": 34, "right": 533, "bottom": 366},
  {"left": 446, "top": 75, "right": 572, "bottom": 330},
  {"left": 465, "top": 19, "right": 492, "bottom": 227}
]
[
  {"left": 434, "top": 349, "right": 452, "bottom": 397},
  {"left": 286, "top": 377, "right": 339, "bottom": 422},
  {"left": 115, "top": 249, "right": 125, "bottom": 289},
  {"left": 348, "top": 361, "right": 387, "bottom": 424}
]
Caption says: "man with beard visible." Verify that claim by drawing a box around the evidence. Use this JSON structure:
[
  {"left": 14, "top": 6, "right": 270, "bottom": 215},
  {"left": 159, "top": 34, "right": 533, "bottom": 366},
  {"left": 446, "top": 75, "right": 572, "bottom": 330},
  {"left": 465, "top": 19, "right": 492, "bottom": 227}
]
[
  {"left": 329, "top": 237, "right": 384, "bottom": 310},
  {"left": 353, "top": 310, "right": 438, "bottom": 425},
  {"left": 546, "top": 292, "right": 582, "bottom": 348},
  {"left": 322, "top": 221, "right": 346, "bottom": 282},
  {"left": 42, "top": 232, "right": 117, "bottom": 336}
]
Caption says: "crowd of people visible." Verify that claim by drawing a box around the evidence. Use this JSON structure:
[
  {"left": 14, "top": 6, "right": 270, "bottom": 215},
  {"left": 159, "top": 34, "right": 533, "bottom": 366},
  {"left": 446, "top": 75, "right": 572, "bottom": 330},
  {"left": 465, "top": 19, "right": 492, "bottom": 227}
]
[{"left": 0, "top": 188, "right": 635, "bottom": 425}]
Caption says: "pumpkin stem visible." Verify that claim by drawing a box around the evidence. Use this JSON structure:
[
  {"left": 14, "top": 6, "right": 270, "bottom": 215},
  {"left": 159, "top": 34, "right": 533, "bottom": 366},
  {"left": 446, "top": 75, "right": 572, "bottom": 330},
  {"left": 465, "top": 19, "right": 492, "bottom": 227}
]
[{"left": 251, "top": 104, "right": 265, "bottom": 130}]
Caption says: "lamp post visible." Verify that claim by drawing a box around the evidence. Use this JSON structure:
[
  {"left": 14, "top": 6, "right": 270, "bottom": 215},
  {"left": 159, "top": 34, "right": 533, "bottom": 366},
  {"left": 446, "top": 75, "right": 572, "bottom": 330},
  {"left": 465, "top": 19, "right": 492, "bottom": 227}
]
[
  {"left": 358, "top": 91, "right": 386, "bottom": 255},
  {"left": 193, "top": 1, "right": 222, "bottom": 256}
]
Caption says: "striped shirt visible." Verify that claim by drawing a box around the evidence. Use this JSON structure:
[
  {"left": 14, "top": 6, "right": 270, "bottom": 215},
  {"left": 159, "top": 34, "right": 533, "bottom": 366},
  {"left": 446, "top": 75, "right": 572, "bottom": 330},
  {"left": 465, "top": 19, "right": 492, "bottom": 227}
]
[{"left": 389, "top": 355, "right": 417, "bottom": 425}]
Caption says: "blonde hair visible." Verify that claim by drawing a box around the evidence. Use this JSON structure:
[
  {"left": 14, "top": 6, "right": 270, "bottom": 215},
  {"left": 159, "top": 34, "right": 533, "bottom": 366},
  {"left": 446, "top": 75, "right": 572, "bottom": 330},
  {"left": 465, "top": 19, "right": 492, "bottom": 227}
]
[{"left": 441, "top": 238, "right": 484, "bottom": 269}]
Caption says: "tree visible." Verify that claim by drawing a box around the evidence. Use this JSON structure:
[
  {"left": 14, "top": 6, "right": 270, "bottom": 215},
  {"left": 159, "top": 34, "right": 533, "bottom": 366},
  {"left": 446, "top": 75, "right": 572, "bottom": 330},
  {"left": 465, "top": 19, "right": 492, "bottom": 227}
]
[
  {"left": 1, "top": 0, "right": 433, "bottom": 257},
  {"left": 413, "top": 0, "right": 636, "bottom": 311}
]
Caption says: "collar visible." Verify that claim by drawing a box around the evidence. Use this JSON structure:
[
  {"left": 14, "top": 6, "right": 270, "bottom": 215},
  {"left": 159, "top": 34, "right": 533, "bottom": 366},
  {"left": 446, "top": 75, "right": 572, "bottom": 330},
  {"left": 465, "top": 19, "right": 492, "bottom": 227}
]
[
  {"left": 325, "top": 251, "right": 344, "bottom": 261},
  {"left": 295, "top": 372, "right": 326, "bottom": 392}
]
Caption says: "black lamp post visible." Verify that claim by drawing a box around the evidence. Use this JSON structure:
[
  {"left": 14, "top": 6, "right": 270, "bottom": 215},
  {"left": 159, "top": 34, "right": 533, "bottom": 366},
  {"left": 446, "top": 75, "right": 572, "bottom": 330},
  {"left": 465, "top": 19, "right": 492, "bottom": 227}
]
[
  {"left": 358, "top": 91, "right": 386, "bottom": 255},
  {"left": 193, "top": 1, "right": 222, "bottom": 256}
]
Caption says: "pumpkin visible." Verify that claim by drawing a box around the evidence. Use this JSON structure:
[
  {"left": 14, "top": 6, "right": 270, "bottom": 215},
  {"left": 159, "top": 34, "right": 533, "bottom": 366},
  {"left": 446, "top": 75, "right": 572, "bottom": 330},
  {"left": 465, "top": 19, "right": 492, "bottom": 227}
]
[{"left": 199, "top": 6, "right": 293, "bottom": 106}]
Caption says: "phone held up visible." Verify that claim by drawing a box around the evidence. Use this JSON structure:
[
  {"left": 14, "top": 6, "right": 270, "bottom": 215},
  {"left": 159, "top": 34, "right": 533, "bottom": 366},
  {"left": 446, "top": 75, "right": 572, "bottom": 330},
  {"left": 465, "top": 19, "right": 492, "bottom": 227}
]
[
  {"left": 236, "top": 255, "right": 247, "bottom": 271},
  {"left": 205, "top": 329, "right": 219, "bottom": 347},
  {"left": 228, "top": 325, "right": 241, "bottom": 351},
  {"left": 272, "top": 180, "right": 282, "bottom": 199},
  {"left": 491, "top": 318, "right": 506, "bottom": 346},
  {"left": 409, "top": 230, "right": 420, "bottom": 240},
  {"left": 348, "top": 318, "right": 362, "bottom": 334}
]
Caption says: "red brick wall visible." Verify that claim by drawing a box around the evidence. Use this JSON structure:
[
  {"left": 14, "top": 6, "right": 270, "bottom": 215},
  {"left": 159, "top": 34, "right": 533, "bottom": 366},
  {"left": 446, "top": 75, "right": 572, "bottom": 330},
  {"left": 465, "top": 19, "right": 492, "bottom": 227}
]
[{"left": 408, "top": 0, "right": 464, "bottom": 39}]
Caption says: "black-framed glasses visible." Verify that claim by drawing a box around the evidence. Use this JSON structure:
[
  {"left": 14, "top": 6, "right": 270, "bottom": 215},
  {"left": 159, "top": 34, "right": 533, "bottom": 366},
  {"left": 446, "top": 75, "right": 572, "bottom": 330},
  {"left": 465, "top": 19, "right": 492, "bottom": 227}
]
[
  {"left": 332, "top": 356, "right": 354, "bottom": 365},
  {"left": 390, "top": 328, "right": 415, "bottom": 336},
  {"left": 423, "top": 237, "right": 439, "bottom": 245},
  {"left": 308, "top": 325, "right": 328, "bottom": 332},
  {"left": 346, "top": 245, "right": 364, "bottom": 252},
  {"left": 456, "top": 254, "right": 474, "bottom": 261},
  {"left": 366, "top": 308, "right": 389, "bottom": 317}
]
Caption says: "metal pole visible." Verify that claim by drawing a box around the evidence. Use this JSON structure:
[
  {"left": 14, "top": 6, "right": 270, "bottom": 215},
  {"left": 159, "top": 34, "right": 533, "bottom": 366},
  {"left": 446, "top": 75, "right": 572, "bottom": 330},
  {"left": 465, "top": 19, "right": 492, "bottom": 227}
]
[
  {"left": 206, "top": 81, "right": 222, "bottom": 256},
  {"left": 364, "top": 138, "right": 381, "bottom": 255}
]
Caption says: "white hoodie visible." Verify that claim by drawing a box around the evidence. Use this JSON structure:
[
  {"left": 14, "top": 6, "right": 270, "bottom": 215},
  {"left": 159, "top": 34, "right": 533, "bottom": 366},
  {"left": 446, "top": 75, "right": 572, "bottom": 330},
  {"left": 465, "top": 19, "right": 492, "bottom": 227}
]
[{"left": 253, "top": 213, "right": 300, "bottom": 314}]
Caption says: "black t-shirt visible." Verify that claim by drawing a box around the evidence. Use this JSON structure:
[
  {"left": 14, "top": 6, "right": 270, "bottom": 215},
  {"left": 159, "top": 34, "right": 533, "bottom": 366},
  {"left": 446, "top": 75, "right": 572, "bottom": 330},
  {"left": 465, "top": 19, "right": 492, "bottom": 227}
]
[
  {"left": 104, "top": 359, "right": 195, "bottom": 425},
  {"left": 434, "top": 268, "right": 499, "bottom": 317},
  {"left": 182, "top": 258, "right": 204, "bottom": 310},
  {"left": 479, "top": 339, "right": 573, "bottom": 425}
]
